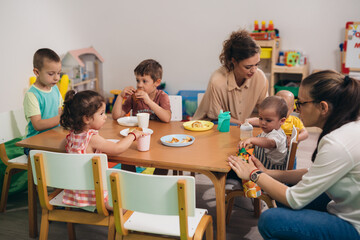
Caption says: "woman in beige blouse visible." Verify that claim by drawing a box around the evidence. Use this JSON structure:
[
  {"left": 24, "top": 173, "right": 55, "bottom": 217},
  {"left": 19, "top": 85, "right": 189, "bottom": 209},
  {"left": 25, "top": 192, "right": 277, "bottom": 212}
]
[{"left": 193, "top": 29, "right": 268, "bottom": 125}]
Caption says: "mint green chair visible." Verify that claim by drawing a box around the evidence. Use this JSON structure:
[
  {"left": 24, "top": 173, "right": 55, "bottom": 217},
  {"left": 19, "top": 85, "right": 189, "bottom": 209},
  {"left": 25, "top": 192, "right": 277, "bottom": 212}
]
[
  {"left": 29, "top": 150, "right": 115, "bottom": 240},
  {"left": 107, "top": 168, "right": 213, "bottom": 240}
]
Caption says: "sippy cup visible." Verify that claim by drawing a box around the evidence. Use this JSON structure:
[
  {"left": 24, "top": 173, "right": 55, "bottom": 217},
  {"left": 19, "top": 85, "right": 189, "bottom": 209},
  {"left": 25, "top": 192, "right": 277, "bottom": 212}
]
[{"left": 217, "top": 110, "right": 231, "bottom": 132}]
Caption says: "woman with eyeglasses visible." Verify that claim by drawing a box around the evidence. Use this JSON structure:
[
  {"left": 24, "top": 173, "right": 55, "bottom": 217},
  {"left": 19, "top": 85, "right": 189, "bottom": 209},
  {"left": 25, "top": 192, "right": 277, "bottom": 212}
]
[
  {"left": 228, "top": 70, "right": 360, "bottom": 240},
  {"left": 193, "top": 29, "right": 268, "bottom": 125}
]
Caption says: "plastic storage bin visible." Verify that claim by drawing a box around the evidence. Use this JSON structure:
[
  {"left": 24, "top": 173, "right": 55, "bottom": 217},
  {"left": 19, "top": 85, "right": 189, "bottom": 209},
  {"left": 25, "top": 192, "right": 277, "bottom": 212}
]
[
  {"left": 176, "top": 90, "right": 205, "bottom": 120},
  {"left": 274, "top": 83, "right": 299, "bottom": 97},
  {"left": 260, "top": 48, "right": 272, "bottom": 59}
]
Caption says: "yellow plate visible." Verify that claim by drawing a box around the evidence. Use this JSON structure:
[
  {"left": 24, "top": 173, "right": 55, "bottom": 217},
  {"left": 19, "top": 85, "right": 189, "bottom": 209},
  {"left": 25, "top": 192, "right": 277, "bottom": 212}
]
[{"left": 183, "top": 120, "right": 214, "bottom": 131}]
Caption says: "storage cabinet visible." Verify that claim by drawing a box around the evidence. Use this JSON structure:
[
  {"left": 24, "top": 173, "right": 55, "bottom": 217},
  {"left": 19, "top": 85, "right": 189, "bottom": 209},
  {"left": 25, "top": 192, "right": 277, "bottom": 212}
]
[{"left": 256, "top": 39, "right": 309, "bottom": 96}]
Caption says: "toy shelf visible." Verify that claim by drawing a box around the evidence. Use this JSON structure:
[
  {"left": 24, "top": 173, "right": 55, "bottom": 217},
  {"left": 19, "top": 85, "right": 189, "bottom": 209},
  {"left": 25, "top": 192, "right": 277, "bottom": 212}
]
[
  {"left": 256, "top": 38, "right": 310, "bottom": 95},
  {"left": 256, "top": 39, "right": 281, "bottom": 96}
]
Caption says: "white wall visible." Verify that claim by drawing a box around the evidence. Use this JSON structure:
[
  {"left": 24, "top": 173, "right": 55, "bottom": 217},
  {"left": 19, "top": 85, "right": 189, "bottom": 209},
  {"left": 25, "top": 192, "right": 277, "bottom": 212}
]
[{"left": 1, "top": 0, "right": 359, "bottom": 113}]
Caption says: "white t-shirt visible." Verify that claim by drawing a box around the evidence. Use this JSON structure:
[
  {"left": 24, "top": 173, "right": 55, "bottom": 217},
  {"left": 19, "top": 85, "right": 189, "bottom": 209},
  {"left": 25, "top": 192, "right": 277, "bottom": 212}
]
[
  {"left": 286, "top": 120, "right": 360, "bottom": 234},
  {"left": 258, "top": 128, "right": 287, "bottom": 166}
]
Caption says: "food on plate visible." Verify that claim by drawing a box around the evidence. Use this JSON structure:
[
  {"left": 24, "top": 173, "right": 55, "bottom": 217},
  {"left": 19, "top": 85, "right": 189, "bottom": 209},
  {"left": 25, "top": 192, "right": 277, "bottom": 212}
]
[
  {"left": 166, "top": 137, "right": 180, "bottom": 143},
  {"left": 180, "top": 136, "right": 193, "bottom": 143},
  {"left": 166, "top": 136, "right": 193, "bottom": 144},
  {"left": 129, "top": 127, "right": 143, "bottom": 132},
  {"left": 191, "top": 121, "right": 203, "bottom": 128}
]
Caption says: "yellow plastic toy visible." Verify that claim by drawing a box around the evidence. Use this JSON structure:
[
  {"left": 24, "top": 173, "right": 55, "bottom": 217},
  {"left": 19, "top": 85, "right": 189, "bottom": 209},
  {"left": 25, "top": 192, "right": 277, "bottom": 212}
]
[
  {"left": 29, "top": 76, "right": 36, "bottom": 85},
  {"left": 58, "top": 74, "right": 70, "bottom": 100}
]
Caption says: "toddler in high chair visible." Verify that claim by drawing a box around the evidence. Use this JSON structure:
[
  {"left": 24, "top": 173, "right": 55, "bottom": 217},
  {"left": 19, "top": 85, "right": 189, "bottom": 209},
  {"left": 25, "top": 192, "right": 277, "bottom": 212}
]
[
  {"left": 239, "top": 96, "right": 288, "bottom": 170},
  {"left": 60, "top": 90, "right": 144, "bottom": 208}
]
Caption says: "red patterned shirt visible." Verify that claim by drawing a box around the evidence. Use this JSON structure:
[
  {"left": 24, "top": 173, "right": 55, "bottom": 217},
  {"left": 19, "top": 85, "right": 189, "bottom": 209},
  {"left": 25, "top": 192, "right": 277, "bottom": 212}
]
[{"left": 63, "top": 129, "right": 107, "bottom": 207}]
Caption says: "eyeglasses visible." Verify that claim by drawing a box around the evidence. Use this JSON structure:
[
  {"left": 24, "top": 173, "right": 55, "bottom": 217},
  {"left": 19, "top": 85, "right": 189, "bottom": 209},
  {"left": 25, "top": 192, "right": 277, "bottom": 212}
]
[{"left": 295, "top": 100, "right": 316, "bottom": 110}]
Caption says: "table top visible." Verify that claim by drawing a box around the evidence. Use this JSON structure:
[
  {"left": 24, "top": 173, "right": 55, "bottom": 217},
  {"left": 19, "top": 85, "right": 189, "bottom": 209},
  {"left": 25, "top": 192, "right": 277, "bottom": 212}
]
[{"left": 17, "top": 117, "right": 261, "bottom": 173}]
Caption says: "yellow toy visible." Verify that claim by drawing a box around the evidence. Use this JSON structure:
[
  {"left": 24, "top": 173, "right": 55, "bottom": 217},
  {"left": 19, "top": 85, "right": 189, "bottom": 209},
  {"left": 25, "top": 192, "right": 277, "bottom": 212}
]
[
  {"left": 58, "top": 74, "right": 70, "bottom": 100},
  {"left": 29, "top": 76, "right": 36, "bottom": 85}
]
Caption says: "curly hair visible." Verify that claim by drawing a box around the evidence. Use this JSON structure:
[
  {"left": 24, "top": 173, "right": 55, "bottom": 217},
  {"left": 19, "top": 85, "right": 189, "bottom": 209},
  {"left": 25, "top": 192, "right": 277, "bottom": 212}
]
[
  {"left": 301, "top": 70, "right": 360, "bottom": 162},
  {"left": 60, "top": 90, "right": 105, "bottom": 133},
  {"left": 219, "top": 29, "right": 260, "bottom": 72}
]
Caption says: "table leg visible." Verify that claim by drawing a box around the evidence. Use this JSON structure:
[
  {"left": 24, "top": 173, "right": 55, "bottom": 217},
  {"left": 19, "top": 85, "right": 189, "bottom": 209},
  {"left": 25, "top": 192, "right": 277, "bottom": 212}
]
[
  {"left": 200, "top": 171, "right": 227, "bottom": 240},
  {"left": 28, "top": 156, "right": 38, "bottom": 238}
]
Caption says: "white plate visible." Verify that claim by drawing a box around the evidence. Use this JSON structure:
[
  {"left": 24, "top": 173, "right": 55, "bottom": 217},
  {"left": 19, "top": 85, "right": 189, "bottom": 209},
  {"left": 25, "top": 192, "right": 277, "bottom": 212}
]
[
  {"left": 120, "top": 128, "right": 153, "bottom": 137},
  {"left": 117, "top": 116, "right": 138, "bottom": 127},
  {"left": 160, "top": 134, "right": 195, "bottom": 147}
]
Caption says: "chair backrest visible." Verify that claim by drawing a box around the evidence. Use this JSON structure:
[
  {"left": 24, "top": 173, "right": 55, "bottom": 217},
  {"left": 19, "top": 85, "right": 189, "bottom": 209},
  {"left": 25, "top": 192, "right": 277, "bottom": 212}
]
[
  {"left": 169, "top": 95, "right": 183, "bottom": 121},
  {"left": 107, "top": 168, "right": 195, "bottom": 216},
  {"left": 0, "top": 108, "right": 27, "bottom": 142},
  {"left": 286, "top": 126, "right": 298, "bottom": 170},
  {"left": 197, "top": 92, "right": 205, "bottom": 107},
  {"left": 30, "top": 150, "right": 108, "bottom": 190}
]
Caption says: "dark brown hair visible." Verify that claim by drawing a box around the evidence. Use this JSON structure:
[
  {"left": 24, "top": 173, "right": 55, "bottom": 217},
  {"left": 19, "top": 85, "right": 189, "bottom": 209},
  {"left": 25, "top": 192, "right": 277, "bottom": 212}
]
[
  {"left": 33, "top": 48, "right": 60, "bottom": 70},
  {"left": 301, "top": 70, "right": 360, "bottom": 161},
  {"left": 60, "top": 90, "right": 105, "bottom": 133},
  {"left": 259, "top": 96, "right": 288, "bottom": 119},
  {"left": 134, "top": 59, "right": 162, "bottom": 82},
  {"left": 219, "top": 29, "right": 260, "bottom": 71}
]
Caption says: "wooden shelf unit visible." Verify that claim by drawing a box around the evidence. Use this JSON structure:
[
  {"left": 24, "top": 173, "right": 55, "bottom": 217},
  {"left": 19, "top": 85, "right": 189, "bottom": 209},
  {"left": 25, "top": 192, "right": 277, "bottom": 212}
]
[{"left": 256, "top": 38, "right": 310, "bottom": 95}]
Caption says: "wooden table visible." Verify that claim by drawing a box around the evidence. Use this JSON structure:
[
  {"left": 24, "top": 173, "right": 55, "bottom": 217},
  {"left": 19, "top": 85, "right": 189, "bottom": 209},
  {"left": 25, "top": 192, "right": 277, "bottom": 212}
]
[{"left": 17, "top": 117, "right": 261, "bottom": 240}]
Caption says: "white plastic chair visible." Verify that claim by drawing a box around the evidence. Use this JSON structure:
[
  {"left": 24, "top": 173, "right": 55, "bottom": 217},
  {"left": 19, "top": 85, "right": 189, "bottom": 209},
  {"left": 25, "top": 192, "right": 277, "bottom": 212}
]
[
  {"left": 169, "top": 95, "right": 183, "bottom": 121},
  {"left": 107, "top": 168, "right": 213, "bottom": 240},
  {"left": 29, "top": 150, "right": 115, "bottom": 240},
  {"left": 0, "top": 138, "right": 28, "bottom": 212}
]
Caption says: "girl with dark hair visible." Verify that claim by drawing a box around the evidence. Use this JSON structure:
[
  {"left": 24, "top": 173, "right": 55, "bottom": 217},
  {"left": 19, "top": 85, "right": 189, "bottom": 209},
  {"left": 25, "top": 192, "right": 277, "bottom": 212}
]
[
  {"left": 193, "top": 29, "right": 268, "bottom": 125},
  {"left": 60, "top": 90, "right": 144, "bottom": 207},
  {"left": 228, "top": 70, "right": 360, "bottom": 239}
]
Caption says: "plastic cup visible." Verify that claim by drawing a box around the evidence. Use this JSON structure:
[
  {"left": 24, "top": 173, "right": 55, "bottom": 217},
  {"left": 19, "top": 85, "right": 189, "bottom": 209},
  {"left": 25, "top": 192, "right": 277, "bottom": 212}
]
[
  {"left": 137, "top": 134, "right": 151, "bottom": 151},
  {"left": 137, "top": 113, "right": 150, "bottom": 128}
]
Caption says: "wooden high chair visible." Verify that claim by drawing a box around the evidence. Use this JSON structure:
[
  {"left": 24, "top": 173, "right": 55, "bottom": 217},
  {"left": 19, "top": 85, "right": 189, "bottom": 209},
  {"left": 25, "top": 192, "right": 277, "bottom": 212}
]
[
  {"left": 107, "top": 168, "right": 213, "bottom": 240},
  {"left": 0, "top": 139, "right": 28, "bottom": 212},
  {"left": 225, "top": 126, "right": 298, "bottom": 222},
  {"left": 29, "top": 150, "right": 115, "bottom": 240}
]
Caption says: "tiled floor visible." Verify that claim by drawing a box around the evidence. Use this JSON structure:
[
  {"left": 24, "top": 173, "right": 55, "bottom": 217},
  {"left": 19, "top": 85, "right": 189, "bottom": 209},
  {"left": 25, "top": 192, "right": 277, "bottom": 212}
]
[{"left": 0, "top": 129, "right": 320, "bottom": 240}]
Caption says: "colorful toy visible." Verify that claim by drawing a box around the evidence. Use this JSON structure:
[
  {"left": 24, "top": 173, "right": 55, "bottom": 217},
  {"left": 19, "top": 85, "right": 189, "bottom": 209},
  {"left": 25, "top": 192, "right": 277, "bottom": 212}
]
[
  {"left": 286, "top": 51, "right": 301, "bottom": 66},
  {"left": 237, "top": 148, "right": 262, "bottom": 198},
  {"left": 250, "top": 20, "right": 276, "bottom": 40}
]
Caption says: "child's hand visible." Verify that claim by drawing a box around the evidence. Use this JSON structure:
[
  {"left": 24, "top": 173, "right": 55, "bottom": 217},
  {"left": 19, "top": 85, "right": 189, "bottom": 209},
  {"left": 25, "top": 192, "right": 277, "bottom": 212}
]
[
  {"left": 121, "top": 86, "right": 136, "bottom": 98},
  {"left": 238, "top": 138, "right": 253, "bottom": 149},
  {"left": 134, "top": 89, "right": 151, "bottom": 104},
  {"left": 131, "top": 129, "right": 146, "bottom": 140}
]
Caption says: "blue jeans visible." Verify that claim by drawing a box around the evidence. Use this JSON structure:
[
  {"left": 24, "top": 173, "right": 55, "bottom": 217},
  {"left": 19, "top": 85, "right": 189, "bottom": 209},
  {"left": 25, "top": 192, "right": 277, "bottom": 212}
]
[{"left": 258, "top": 194, "right": 360, "bottom": 240}]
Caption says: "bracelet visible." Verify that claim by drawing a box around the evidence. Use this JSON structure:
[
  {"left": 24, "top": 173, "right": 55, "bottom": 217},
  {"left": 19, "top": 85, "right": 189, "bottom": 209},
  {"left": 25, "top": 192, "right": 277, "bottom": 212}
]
[
  {"left": 249, "top": 168, "right": 259, "bottom": 180},
  {"left": 128, "top": 132, "right": 136, "bottom": 141}
]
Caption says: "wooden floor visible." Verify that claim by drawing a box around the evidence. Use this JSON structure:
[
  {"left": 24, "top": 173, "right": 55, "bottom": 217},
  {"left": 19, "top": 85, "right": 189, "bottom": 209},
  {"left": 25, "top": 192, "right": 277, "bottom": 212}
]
[{"left": 0, "top": 128, "right": 320, "bottom": 240}]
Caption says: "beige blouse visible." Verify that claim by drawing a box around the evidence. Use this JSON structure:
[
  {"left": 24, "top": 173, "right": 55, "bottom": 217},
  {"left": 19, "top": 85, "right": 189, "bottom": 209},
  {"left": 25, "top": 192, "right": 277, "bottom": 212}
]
[{"left": 193, "top": 67, "right": 269, "bottom": 122}]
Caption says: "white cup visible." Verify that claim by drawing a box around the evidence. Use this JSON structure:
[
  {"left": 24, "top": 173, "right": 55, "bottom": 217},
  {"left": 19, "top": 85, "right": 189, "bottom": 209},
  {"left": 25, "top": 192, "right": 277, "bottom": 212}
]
[
  {"left": 137, "top": 134, "right": 151, "bottom": 151},
  {"left": 137, "top": 113, "right": 150, "bottom": 129}
]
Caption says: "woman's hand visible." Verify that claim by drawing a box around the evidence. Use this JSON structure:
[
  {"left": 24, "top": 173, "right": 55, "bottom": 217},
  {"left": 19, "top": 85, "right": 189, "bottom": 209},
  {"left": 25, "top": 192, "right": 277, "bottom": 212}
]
[
  {"left": 227, "top": 155, "right": 257, "bottom": 180},
  {"left": 121, "top": 86, "right": 136, "bottom": 98},
  {"left": 250, "top": 155, "right": 267, "bottom": 173}
]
